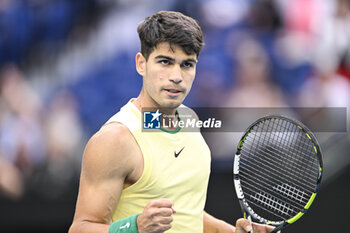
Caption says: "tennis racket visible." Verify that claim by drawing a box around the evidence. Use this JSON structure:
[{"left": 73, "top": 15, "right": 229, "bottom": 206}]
[{"left": 233, "top": 115, "right": 323, "bottom": 233}]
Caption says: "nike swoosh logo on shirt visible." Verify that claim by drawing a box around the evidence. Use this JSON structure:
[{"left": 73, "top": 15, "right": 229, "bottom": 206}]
[{"left": 174, "top": 147, "right": 185, "bottom": 158}]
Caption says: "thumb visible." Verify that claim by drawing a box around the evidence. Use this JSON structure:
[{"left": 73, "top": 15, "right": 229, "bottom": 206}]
[
  {"left": 171, "top": 205, "right": 176, "bottom": 214},
  {"left": 235, "top": 218, "right": 252, "bottom": 233}
]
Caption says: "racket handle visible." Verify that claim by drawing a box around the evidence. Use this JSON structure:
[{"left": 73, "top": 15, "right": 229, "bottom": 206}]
[{"left": 247, "top": 215, "right": 254, "bottom": 233}]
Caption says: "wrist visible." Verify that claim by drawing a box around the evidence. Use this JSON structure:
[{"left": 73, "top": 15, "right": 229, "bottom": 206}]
[{"left": 109, "top": 214, "right": 140, "bottom": 233}]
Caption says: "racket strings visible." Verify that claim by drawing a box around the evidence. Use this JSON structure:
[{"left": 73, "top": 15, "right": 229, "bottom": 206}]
[
  {"left": 240, "top": 151, "right": 316, "bottom": 199},
  {"left": 239, "top": 118, "right": 320, "bottom": 222},
  {"left": 266, "top": 119, "right": 320, "bottom": 183},
  {"left": 240, "top": 163, "right": 307, "bottom": 212},
  {"left": 240, "top": 157, "right": 313, "bottom": 205},
  {"left": 275, "top": 120, "right": 317, "bottom": 166},
  {"left": 244, "top": 137, "right": 319, "bottom": 186},
  {"left": 273, "top": 183, "right": 308, "bottom": 203},
  {"left": 250, "top": 119, "right": 318, "bottom": 188},
  {"left": 254, "top": 118, "right": 318, "bottom": 176},
  {"left": 242, "top": 179, "right": 302, "bottom": 214},
  {"left": 243, "top": 126, "right": 319, "bottom": 188},
  {"left": 261, "top": 118, "right": 316, "bottom": 163},
  {"left": 242, "top": 182, "right": 300, "bottom": 221},
  {"left": 251, "top": 191, "right": 294, "bottom": 215},
  {"left": 243, "top": 137, "right": 319, "bottom": 185},
  {"left": 257, "top": 119, "right": 305, "bottom": 163}
]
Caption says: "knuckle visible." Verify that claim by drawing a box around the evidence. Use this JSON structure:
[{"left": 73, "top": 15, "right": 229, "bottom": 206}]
[
  {"left": 148, "top": 199, "right": 157, "bottom": 206},
  {"left": 161, "top": 224, "right": 172, "bottom": 231},
  {"left": 236, "top": 218, "right": 247, "bottom": 227},
  {"left": 145, "top": 202, "right": 153, "bottom": 209},
  {"left": 235, "top": 219, "right": 240, "bottom": 225},
  {"left": 168, "top": 208, "right": 174, "bottom": 215},
  {"left": 149, "top": 209, "right": 158, "bottom": 218},
  {"left": 159, "top": 198, "right": 172, "bottom": 205}
]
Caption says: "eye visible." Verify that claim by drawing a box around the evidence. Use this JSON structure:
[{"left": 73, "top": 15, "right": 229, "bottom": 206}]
[
  {"left": 159, "top": 60, "right": 171, "bottom": 65},
  {"left": 181, "top": 62, "right": 194, "bottom": 68}
]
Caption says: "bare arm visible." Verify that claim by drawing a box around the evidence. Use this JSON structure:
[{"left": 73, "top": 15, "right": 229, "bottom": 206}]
[
  {"left": 203, "top": 211, "right": 235, "bottom": 233},
  {"left": 69, "top": 123, "right": 140, "bottom": 233},
  {"left": 69, "top": 123, "right": 175, "bottom": 233}
]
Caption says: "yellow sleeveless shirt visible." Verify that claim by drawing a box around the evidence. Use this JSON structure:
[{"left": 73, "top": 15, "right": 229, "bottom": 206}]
[{"left": 106, "top": 99, "right": 211, "bottom": 232}]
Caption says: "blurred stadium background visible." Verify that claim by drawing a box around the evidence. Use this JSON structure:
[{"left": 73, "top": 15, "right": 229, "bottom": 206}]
[{"left": 0, "top": 0, "right": 349, "bottom": 232}]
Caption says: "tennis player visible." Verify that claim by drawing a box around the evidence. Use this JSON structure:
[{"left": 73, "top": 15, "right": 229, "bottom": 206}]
[{"left": 69, "top": 11, "right": 276, "bottom": 233}]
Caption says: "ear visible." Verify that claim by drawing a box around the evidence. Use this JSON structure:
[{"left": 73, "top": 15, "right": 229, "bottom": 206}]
[{"left": 136, "top": 52, "right": 146, "bottom": 76}]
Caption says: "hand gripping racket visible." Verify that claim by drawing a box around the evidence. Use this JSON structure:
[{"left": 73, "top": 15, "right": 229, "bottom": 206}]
[{"left": 233, "top": 115, "right": 323, "bottom": 233}]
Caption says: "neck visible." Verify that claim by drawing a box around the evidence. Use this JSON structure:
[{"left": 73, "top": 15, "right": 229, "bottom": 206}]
[
  {"left": 133, "top": 90, "right": 177, "bottom": 115},
  {"left": 133, "top": 93, "right": 180, "bottom": 131}
]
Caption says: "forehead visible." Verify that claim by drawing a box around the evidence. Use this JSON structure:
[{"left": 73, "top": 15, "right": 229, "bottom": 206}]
[{"left": 150, "top": 42, "right": 197, "bottom": 60}]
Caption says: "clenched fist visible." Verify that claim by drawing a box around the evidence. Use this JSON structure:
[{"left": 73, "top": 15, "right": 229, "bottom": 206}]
[{"left": 137, "top": 199, "right": 176, "bottom": 233}]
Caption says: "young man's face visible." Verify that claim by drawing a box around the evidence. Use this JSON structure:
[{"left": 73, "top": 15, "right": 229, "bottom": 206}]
[{"left": 136, "top": 42, "right": 197, "bottom": 109}]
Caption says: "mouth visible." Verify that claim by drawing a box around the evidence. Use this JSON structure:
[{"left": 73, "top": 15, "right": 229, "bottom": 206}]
[
  {"left": 163, "top": 88, "right": 184, "bottom": 97},
  {"left": 165, "top": 89, "right": 182, "bottom": 93}
]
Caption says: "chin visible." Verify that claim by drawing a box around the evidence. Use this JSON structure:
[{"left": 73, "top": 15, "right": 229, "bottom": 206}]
[
  {"left": 164, "top": 103, "right": 181, "bottom": 109},
  {"left": 160, "top": 100, "right": 182, "bottom": 109}
]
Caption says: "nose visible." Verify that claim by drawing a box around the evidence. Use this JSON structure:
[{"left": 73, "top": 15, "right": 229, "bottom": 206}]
[{"left": 169, "top": 65, "right": 183, "bottom": 84}]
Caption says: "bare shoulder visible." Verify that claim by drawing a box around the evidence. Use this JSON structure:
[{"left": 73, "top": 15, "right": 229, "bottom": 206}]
[{"left": 82, "top": 122, "right": 139, "bottom": 182}]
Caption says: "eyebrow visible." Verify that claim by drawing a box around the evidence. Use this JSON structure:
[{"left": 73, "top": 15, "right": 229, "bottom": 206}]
[{"left": 154, "top": 55, "right": 197, "bottom": 64}]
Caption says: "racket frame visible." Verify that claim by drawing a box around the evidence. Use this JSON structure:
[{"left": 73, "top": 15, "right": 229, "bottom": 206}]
[{"left": 233, "top": 115, "right": 323, "bottom": 232}]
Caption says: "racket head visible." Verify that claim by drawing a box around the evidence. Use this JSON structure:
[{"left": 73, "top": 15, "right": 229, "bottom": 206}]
[{"left": 233, "top": 115, "right": 323, "bottom": 230}]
